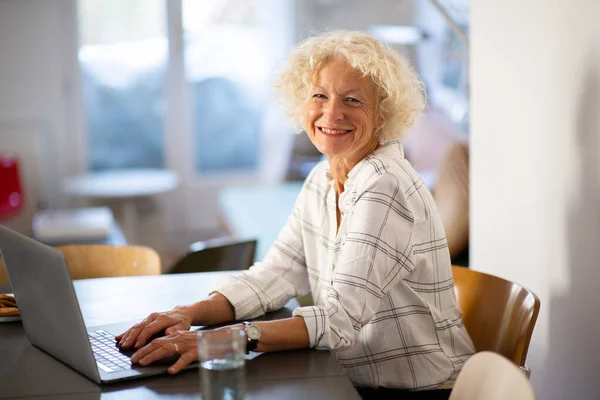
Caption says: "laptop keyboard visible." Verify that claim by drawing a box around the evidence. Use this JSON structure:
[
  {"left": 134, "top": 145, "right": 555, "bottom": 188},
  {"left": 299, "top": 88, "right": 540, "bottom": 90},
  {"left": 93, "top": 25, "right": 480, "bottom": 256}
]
[{"left": 88, "top": 330, "right": 132, "bottom": 373}]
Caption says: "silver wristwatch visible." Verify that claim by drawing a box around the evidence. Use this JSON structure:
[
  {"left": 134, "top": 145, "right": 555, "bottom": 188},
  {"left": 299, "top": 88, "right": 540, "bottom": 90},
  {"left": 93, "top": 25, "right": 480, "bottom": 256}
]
[{"left": 243, "top": 321, "right": 261, "bottom": 353}]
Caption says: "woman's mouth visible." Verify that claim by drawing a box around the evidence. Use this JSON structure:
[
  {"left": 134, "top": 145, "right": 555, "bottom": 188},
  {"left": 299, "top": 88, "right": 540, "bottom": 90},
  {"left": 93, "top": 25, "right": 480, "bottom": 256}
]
[{"left": 318, "top": 127, "right": 352, "bottom": 136}]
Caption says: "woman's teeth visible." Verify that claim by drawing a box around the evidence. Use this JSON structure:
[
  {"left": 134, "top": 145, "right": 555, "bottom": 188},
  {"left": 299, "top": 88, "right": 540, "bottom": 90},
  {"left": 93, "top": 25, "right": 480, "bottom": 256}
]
[{"left": 320, "top": 127, "right": 351, "bottom": 135}]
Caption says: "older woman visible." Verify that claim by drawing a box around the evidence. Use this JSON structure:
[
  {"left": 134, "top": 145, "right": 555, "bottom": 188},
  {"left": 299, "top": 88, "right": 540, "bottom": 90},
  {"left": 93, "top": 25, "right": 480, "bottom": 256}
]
[{"left": 116, "top": 30, "right": 475, "bottom": 399}]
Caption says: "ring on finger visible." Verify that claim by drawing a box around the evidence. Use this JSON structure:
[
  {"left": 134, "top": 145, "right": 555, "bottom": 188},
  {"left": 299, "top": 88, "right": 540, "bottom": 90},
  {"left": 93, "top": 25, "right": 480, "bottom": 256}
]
[{"left": 173, "top": 343, "right": 180, "bottom": 355}]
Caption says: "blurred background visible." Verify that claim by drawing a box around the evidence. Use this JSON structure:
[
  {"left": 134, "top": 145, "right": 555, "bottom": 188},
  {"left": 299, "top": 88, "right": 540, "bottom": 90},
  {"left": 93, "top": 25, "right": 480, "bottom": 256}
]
[
  {"left": 2, "top": 1, "right": 600, "bottom": 399},
  {"left": 0, "top": 0, "right": 470, "bottom": 264}
]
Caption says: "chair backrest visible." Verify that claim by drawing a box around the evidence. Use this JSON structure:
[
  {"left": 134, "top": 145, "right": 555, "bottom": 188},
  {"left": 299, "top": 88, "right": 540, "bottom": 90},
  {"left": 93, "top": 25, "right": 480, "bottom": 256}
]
[
  {"left": 449, "top": 351, "right": 535, "bottom": 400},
  {"left": 168, "top": 237, "right": 256, "bottom": 274},
  {"left": 55, "top": 245, "right": 161, "bottom": 279},
  {"left": 0, "top": 244, "right": 161, "bottom": 285},
  {"left": 452, "top": 266, "right": 540, "bottom": 366}
]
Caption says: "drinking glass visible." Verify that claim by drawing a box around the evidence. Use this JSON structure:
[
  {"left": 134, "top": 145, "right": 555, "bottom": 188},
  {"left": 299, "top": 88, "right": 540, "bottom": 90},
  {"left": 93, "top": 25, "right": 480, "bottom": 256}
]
[{"left": 197, "top": 327, "right": 246, "bottom": 400}]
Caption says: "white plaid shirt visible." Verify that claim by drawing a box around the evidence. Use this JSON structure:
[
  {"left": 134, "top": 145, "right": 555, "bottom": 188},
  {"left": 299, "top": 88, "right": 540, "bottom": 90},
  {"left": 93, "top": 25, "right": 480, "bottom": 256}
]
[{"left": 216, "top": 141, "right": 475, "bottom": 390}]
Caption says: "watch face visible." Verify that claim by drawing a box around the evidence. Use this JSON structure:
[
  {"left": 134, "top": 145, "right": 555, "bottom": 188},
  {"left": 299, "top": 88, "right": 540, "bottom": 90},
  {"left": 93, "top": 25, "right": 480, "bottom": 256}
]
[{"left": 246, "top": 324, "right": 261, "bottom": 340}]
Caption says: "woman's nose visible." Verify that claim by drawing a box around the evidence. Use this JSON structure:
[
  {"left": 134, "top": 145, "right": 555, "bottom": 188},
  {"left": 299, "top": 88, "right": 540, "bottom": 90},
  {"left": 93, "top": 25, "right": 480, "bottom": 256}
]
[{"left": 323, "top": 99, "right": 344, "bottom": 121}]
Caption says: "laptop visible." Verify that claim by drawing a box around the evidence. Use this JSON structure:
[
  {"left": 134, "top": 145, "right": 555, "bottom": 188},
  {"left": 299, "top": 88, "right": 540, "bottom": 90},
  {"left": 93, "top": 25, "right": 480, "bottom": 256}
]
[{"left": 0, "top": 225, "right": 272, "bottom": 384}]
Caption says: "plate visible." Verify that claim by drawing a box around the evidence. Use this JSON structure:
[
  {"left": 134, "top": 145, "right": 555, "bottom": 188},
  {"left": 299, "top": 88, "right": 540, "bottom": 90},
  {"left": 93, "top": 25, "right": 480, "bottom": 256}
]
[{"left": 0, "top": 293, "right": 20, "bottom": 323}]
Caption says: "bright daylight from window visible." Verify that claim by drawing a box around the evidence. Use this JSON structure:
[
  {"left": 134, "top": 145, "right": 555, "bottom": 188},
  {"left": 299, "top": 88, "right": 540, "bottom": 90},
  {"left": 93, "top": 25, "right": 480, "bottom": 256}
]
[{"left": 78, "top": 0, "right": 266, "bottom": 173}]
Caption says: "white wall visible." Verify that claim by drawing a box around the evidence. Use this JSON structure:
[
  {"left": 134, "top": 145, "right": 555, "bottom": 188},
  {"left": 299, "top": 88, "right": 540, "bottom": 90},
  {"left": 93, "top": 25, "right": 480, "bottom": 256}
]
[
  {"left": 294, "top": 0, "right": 416, "bottom": 58},
  {"left": 0, "top": 0, "right": 82, "bottom": 233},
  {"left": 294, "top": 0, "right": 414, "bottom": 36},
  {"left": 471, "top": 1, "right": 600, "bottom": 398}
]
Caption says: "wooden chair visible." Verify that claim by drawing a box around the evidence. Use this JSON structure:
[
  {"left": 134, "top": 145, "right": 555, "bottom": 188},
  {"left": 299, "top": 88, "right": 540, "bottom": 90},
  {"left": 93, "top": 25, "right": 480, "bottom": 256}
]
[
  {"left": 55, "top": 245, "right": 161, "bottom": 280},
  {"left": 452, "top": 266, "right": 540, "bottom": 373},
  {"left": 166, "top": 237, "right": 315, "bottom": 307},
  {"left": 449, "top": 351, "right": 536, "bottom": 400},
  {"left": 167, "top": 237, "right": 256, "bottom": 274},
  {"left": 0, "top": 244, "right": 161, "bottom": 285}
]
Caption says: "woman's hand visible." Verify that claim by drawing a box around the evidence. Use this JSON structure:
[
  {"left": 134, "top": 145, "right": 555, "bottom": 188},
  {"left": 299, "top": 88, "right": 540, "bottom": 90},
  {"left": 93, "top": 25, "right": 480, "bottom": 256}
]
[
  {"left": 115, "top": 305, "right": 195, "bottom": 350},
  {"left": 130, "top": 330, "right": 198, "bottom": 374},
  {"left": 216, "top": 323, "right": 244, "bottom": 331}
]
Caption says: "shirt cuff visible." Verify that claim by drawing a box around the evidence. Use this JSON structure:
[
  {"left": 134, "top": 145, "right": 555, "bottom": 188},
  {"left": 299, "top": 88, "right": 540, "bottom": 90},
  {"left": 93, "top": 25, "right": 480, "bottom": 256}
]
[
  {"left": 293, "top": 305, "right": 327, "bottom": 349},
  {"left": 213, "top": 275, "right": 268, "bottom": 321}
]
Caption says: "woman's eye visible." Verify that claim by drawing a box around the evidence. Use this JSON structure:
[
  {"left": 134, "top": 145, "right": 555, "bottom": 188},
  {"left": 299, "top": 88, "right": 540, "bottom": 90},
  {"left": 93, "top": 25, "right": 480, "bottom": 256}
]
[
  {"left": 313, "top": 93, "right": 326, "bottom": 99},
  {"left": 346, "top": 97, "right": 360, "bottom": 104}
]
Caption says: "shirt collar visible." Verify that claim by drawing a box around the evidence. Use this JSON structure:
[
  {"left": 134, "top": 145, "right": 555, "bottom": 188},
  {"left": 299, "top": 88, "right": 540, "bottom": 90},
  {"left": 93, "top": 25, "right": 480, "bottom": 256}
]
[{"left": 325, "top": 140, "right": 403, "bottom": 190}]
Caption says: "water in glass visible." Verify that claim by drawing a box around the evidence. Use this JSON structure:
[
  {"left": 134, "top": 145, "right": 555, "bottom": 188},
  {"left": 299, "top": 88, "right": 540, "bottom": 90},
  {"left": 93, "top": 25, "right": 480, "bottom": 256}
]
[
  {"left": 200, "top": 359, "right": 245, "bottom": 400},
  {"left": 198, "top": 327, "right": 246, "bottom": 400}
]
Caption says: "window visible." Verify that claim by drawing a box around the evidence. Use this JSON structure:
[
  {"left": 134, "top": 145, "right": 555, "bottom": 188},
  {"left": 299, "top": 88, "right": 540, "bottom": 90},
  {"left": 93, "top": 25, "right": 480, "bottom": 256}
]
[
  {"left": 182, "top": 0, "right": 267, "bottom": 173},
  {"left": 78, "top": 0, "right": 167, "bottom": 171},
  {"left": 77, "top": 0, "right": 279, "bottom": 174}
]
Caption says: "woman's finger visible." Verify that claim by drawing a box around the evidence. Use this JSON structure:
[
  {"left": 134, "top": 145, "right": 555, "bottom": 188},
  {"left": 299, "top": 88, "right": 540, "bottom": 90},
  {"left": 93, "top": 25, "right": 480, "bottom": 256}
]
[
  {"left": 118, "top": 314, "right": 157, "bottom": 348},
  {"left": 119, "top": 324, "right": 145, "bottom": 348},
  {"left": 118, "top": 325, "right": 143, "bottom": 349},
  {"left": 134, "top": 338, "right": 182, "bottom": 366},
  {"left": 119, "top": 326, "right": 145, "bottom": 349},
  {"left": 133, "top": 318, "right": 174, "bottom": 349},
  {"left": 115, "top": 326, "right": 134, "bottom": 342},
  {"left": 130, "top": 339, "right": 162, "bottom": 364},
  {"left": 137, "top": 345, "right": 174, "bottom": 366},
  {"left": 138, "top": 346, "right": 173, "bottom": 367},
  {"left": 168, "top": 351, "right": 196, "bottom": 375},
  {"left": 114, "top": 329, "right": 127, "bottom": 341},
  {"left": 164, "top": 323, "right": 187, "bottom": 336}
]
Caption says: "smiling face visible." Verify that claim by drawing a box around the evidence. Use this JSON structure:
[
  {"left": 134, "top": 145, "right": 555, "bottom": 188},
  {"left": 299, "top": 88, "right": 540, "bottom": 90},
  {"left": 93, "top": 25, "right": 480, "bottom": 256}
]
[{"left": 304, "top": 57, "right": 381, "bottom": 168}]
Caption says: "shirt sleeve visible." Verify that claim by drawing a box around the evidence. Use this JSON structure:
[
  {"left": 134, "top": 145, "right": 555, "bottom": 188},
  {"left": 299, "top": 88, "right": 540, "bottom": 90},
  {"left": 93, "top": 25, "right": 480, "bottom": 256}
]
[
  {"left": 293, "top": 172, "right": 415, "bottom": 350},
  {"left": 214, "top": 184, "right": 310, "bottom": 321}
]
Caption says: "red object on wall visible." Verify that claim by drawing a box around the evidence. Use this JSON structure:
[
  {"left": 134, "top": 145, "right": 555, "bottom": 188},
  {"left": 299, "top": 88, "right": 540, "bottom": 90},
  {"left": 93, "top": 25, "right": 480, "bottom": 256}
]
[{"left": 0, "top": 153, "right": 24, "bottom": 220}]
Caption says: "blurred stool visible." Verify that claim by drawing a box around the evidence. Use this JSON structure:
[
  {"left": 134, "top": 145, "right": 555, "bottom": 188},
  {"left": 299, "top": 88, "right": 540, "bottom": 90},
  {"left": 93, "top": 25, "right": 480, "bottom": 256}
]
[{"left": 0, "top": 153, "right": 23, "bottom": 221}]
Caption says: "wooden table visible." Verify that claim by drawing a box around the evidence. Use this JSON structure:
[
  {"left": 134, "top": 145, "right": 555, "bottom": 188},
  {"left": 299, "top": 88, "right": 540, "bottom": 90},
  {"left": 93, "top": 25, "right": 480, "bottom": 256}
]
[{"left": 0, "top": 272, "right": 360, "bottom": 399}]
